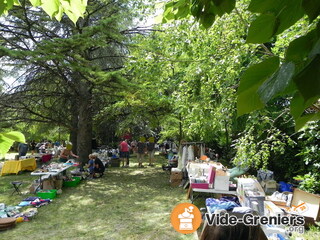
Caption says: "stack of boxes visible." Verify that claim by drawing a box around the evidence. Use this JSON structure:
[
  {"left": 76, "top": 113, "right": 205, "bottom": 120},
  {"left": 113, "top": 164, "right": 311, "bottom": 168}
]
[
  {"left": 170, "top": 168, "right": 183, "bottom": 187},
  {"left": 186, "top": 162, "right": 231, "bottom": 190},
  {"left": 237, "top": 178, "right": 266, "bottom": 215}
]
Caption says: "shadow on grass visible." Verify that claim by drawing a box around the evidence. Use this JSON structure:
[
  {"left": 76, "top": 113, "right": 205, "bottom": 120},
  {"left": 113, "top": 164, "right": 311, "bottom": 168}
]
[{"left": 0, "top": 156, "right": 197, "bottom": 240}]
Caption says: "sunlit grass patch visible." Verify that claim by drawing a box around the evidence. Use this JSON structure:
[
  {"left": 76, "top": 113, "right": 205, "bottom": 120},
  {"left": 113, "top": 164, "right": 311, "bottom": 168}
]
[{"left": 0, "top": 155, "right": 197, "bottom": 240}]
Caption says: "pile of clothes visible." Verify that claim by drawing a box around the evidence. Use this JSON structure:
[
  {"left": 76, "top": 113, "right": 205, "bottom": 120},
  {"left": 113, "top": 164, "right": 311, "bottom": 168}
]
[
  {"left": 18, "top": 197, "right": 52, "bottom": 208},
  {"left": 0, "top": 202, "right": 40, "bottom": 230},
  {"left": 0, "top": 196, "right": 51, "bottom": 230},
  {"left": 206, "top": 196, "right": 254, "bottom": 214}
]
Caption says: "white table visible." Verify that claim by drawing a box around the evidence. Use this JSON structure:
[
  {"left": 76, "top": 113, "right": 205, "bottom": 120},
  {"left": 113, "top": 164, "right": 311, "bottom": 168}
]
[
  {"left": 31, "top": 165, "right": 73, "bottom": 191},
  {"left": 190, "top": 188, "right": 237, "bottom": 203}
]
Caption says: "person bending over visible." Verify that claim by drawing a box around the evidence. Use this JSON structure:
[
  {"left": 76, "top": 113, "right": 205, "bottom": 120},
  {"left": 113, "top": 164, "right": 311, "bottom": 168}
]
[
  {"left": 92, "top": 154, "right": 105, "bottom": 177},
  {"left": 59, "top": 143, "right": 79, "bottom": 163}
]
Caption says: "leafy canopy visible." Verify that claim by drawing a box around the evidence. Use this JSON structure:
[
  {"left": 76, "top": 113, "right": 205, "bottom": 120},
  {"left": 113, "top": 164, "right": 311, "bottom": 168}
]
[
  {"left": 162, "top": 0, "right": 320, "bottom": 131},
  {"left": 0, "top": 0, "right": 87, "bottom": 23}
]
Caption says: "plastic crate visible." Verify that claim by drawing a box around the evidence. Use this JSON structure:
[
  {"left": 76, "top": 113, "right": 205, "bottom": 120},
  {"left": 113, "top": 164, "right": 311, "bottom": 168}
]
[
  {"left": 63, "top": 177, "right": 80, "bottom": 187},
  {"left": 37, "top": 189, "right": 57, "bottom": 199},
  {"left": 110, "top": 159, "right": 120, "bottom": 167},
  {"left": 72, "top": 176, "right": 81, "bottom": 183}
]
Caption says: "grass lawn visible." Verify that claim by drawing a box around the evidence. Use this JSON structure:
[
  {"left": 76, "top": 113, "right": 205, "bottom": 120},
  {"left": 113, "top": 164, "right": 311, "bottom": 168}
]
[
  {"left": 1, "top": 153, "right": 319, "bottom": 239},
  {"left": 0, "top": 154, "right": 198, "bottom": 240}
]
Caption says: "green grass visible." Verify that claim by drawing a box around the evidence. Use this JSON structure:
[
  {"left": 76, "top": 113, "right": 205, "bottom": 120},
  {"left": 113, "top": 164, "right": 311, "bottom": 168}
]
[
  {"left": 0, "top": 154, "right": 197, "bottom": 240},
  {"left": 2, "top": 154, "right": 319, "bottom": 239}
]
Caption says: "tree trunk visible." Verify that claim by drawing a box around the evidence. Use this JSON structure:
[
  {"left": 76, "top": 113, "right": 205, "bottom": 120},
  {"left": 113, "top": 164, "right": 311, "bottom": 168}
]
[
  {"left": 69, "top": 98, "right": 79, "bottom": 154},
  {"left": 77, "top": 81, "right": 93, "bottom": 165}
]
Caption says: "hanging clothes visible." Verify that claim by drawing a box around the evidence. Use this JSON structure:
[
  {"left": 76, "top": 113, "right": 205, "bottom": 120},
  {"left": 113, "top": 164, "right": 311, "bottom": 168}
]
[
  {"left": 177, "top": 146, "right": 183, "bottom": 169},
  {"left": 200, "top": 145, "right": 205, "bottom": 157},
  {"left": 187, "top": 145, "right": 194, "bottom": 161},
  {"left": 181, "top": 146, "right": 187, "bottom": 168}
]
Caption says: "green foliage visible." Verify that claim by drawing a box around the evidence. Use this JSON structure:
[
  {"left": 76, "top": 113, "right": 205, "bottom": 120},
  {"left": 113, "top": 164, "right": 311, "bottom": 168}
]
[
  {"left": 162, "top": 0, "right": 320, "bottom": 131},
  {"left": 294, "top": 173, "right": 320, "bottom": 194},
  {"left": 237, "top": 56, "right": 279, "bottom": 116},
  {"left": 0, "top": 131, "right": 25, "bottom": 157},
  {"left": 293, "top": 121, "right": 320, "bottom": 193},
  {"left": 232, "top": 111, "right": 295, "bottom": 169},
  {"left": 0, "top": 0, "right": 87, "bottom": 23}
]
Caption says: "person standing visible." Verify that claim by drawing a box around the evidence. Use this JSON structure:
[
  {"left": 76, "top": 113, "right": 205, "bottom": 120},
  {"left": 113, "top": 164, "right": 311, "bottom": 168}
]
[
  {"left": 18, "top": 142, "right": 29, "bottom": 157},
  {"left": 137, "top": 138, "right": 146, "bottom": 168},
  {"left": 147, "top": 137, "right": 156, "bottom": 166},
  {"left": 59, "top": 143, "right": 79, "bottom": 163},
  {"left": 119, "top": 139, "right": 130, "bottom": 167}
]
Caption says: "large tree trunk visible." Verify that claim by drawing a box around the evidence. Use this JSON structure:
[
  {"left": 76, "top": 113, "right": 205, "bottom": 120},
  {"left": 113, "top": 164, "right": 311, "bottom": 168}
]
[
  {"left": 69, "top": 98, "right": 79, "bottom": 154},
  {"left": 77, "top": 81, "right": 93, "bottom": 166}
]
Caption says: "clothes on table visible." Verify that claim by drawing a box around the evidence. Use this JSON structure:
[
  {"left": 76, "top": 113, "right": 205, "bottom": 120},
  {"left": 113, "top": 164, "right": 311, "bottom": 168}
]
[
  {"left": 232, "top": 207, "right": 253, "bottom": 214},
  {"left": 206, "top": 197, "right": 240, "bottom": 213}
]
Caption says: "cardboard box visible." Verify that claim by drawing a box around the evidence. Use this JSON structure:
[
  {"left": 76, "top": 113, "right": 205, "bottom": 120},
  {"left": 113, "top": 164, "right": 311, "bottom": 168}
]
[
  {"left": 170, "top": 171, "right": 182, "bottom": 181},
  {"left": 110, "top": 159, "right": 120, "bottom": 167},
  {"left": 264, "top": 201, "right": 284, "bottom": 217},
  {"left": 42, "top": 179, "right": 55, "bottom": 190},
  {"left": 214, "top": 170, "right": 229, "bottom": 190},
  {"left": 245, "top": 196, "right": 265, "bottom": 215},
  {"left": 290, "top": 188, "right": 320, "bottom": 221},
  {"left": 170, "top": 179, "right": 181, "bottom": 187},
  {"left": 237, "top": 178, "right": 265, "bottom": 215},
  {"left": 261, "top": 180, "right": 277, "bottom": 195},
  {"left": 54, "top": 179, "right": 63, "bottom": 189}
]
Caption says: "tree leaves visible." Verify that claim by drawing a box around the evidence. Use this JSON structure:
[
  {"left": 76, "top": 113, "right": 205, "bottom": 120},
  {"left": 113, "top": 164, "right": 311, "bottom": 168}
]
[
  {"left": 0, "top": 0, "right": 87, "bottom": 23},
  {"left": 246, "top": 13, "right": 276, "bottom": 43},
  {"left": 248, "top": 0, "right": 280, "bottom": 14},
  {"left": 302, "top": 0, "right": 320, "bottom": 22},
  {"left": 162, "top": 0, "right": 235, "bottom": 29},
  {"left": 237, "top": 56, "right": 279, "bottom": 116},
  {"left": 247, "top": 0, "right": 304, "bottom": 43},
  {"left": 0, "top": 131, "right": 25, "bottom": 157},
  {"left": 258, "top": 62, "right": 295, "bottom": 104},
  {"left": 294, "top": 55, "right": 320, "bottom": 102}
]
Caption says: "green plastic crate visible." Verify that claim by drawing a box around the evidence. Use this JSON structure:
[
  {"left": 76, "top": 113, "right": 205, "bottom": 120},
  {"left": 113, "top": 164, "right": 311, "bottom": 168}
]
[
  {"left": 37, "top": 189, "right": 57, "bottom": 199},
  {"left": 63, "top": 177, "right": 80, "bottom": 187},
  {"left": 72, "top": 176, "right": 81, "bottom": 183}
]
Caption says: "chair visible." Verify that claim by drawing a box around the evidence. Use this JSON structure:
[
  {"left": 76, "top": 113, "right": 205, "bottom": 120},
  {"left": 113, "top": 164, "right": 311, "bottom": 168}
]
[{"left": 11, "top": 181, "right": 23, "bottom": 195}]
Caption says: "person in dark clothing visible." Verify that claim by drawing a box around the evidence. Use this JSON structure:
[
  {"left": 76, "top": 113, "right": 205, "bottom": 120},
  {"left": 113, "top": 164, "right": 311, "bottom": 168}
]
[
  {"left": 137, "top": 138, "right": 146, "bottom": 168},
  {"left": 30, "top": 140, "right": 36, "bottom": 155},
  {"left": 93, "top": 154, "right": 105, "bottom": 177},
  {"left": 18, "top": 142, "right": 29, "bottom": 157},
  {"left": 147, "top": 137, "right": 156, "bottom": 166}
]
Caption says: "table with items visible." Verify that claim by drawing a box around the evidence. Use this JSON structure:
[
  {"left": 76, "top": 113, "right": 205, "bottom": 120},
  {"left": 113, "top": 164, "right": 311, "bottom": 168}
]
[
  {"left": 30, "top": 164, "right": 73, "bottom": 191},
  {"left": 186, "top": 162, "right": 237, "bottom": 203},
  {"left": 0, "top": 158, "right": 37, "bottom": 176}
]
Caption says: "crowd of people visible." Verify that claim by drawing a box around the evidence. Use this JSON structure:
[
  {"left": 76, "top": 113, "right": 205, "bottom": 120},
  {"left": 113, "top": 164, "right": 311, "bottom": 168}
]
[
  {"left": 118, "top": 136, "right": 157, "bottom": 168},
  {"left": 17, "top": 140, "right": 64, "bottom": 157},
  {"left": 15, "top": 136, "right": 182, "bottom": 178}
]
